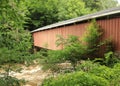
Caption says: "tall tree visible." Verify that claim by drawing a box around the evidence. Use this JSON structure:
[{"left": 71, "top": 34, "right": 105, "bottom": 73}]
[
  {"left": 26, "top": 0, "right": 59, "bottom": 31},
  {"left": 0, "top": 0, "right": 32, "bottom": 63},
  {"left": 99, "top": 0, "right": 118, "bottom": 10},
  {"left": 83, "top": 0, "right": 118, "bottom": 11},
  {"left": 83, "top": 0, "right": 100, "bottom": 11},
  {"left": 26, "top": 0, "right": 91, "bottom": 30},
  {"left": 26, "top": 0, "right": 119, "bottom": 31},
  {"left": 57, "top": 0, "right": 91, "bottom": 21}
]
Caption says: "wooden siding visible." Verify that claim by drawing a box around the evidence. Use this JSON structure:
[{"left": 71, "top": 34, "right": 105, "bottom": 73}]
[
  {"left": 32, "top": 17, "right": 120, "bottom": 51},
  {"left": 97, "top": 17, "right": 120, "bottom": 51}
]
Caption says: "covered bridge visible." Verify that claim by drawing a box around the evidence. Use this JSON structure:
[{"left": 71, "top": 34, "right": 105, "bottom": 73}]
[{"left": 31, "top": 7, "right": 120, "bottom": 51}]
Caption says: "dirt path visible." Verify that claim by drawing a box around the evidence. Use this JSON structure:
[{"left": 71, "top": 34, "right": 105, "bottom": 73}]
[{"left": 10, "top": 65, "right": 51, "bottom": 86}]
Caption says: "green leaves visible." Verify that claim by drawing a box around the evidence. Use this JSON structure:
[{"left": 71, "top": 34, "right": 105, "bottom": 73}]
[
  {"left": 42, "top": 61, "right": 120, "bottom": 86},
  {"left": 25, "top": 0, "right": 118, "bottom": 31},
  {"left": 27, "top": 0, "right": 59, "bottom": 30},
  {"left": 0, "top": 0, "right": 32, "bottom": 64},
  {"left": 82, "top": 20, "right": 103, "bottom": 58},
  {"left": 0, "top": 76, "right": 21, "bottom": 86},
  {"left": 58, "top": 0, "right": 90, "bottom": 21},
  {"left": 99, "top": 0, "right": 118, "bottom": 10},
  {"left": 0, "top": 0, "right": 29, "bottom": 30},
  {"left": 42, "top": 71, "right": 110, "bottom": 86},
  {"left": 83, "top": 0, "right": 118, "bottom": 11}
]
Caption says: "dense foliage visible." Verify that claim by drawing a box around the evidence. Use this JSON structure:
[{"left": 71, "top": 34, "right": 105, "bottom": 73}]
[
  {"left": 57, "top": 0, "right": 90, "bottom": 21},
  {"left": 26, "top": 0, "right": 119, "bottom": 31},
  {"left": 0, "top": 76, "right": 25, "bottom": 86},
  {"left": 76, "top": 61, "right": 120, "bottom": 85},
  {"left": 0, "top": 0, "right": 32, "bottom": 64},
  {"left": 83, "top": 0, "right": 118, "bottom": 11},
  {"left": 42, "top": 71, "right": 110, "bottom": 86},
  {"left": 0, "top": 0, "right": 119, "bottom": 85},
  {"left": 42, "top": 61, "right": 120, "bottom": 86},
  {"left": 0, "top": 1, "right": 32, "bottom": 85},
  {"left": 1, "top": 0, "right": 117, "bottom": 65}
]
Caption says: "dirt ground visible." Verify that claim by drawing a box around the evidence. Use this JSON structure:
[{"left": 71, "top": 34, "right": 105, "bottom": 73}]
[
  {"left": 0, "top": 62, "right": 71, "bottom": 86},
  {"left": 9, "top": 65, "right": 51, "bottom": 86}
]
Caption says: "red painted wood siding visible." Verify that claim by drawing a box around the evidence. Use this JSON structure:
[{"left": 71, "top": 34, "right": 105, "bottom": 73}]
[
  {"left": 32, "top": 17, "right": 120, "bottom": 51},
  {"left": 97, "top": 17, "right": 120, "bottom": 51}
]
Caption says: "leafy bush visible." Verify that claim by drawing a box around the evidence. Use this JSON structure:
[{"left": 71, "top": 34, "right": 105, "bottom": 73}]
[
  {"left": 47, "top": 50, "right": 65, "bottom": 63},
  {"left": 113, "top": 63, "right": 120, "bottom": 69},
  {"left": 111, "top": 63, "right": 120, "bottom": 85},
  {"left": 76, "top": 60, "right": 100, "bottom": 72},
  {"left": 48, "top": 35, "right": 87, "bottom": 70},
  {"left": 83, "top": 20, "right": 102, "bottom": 58},
  {"left": 0, "top": 76, "right": 25, "bottom": 86},
  {"left": 76, "top": 61, "right": 120, "bottom": 85},
  {"left": 76, "top": 61, "right": 114, "bottom": 79},
  {"left": 93, "top": 51, "right": 120, "bottom": 67},
  {"left": 42, "top": 71, "right": 109, "bottom": 86},
  {"left": 0, "top": 48, "right": 37, "bottom": 65},
  {"left": 90, "top": 64, "right": 120, "bottom": 86},
  {"left": 89, "top": 65, "right": 114, "bottom": 80},
  {"left": 56, "top": 35, "right": 80, "bottom": 47},
  {"left": 63, "top": 41, "right": 87, "bottom": 69},
  {"left": 40, "top": 50, "right": 63, "bottom": 72},
  {"left": 45, "top": 36, "right": 87, "bottom": 71},
  {"left": 0, "top": 48, "right": 24, "bottom": 64},
  {"left": 104, "top": 51, "right": 120, "bottom": 67}
]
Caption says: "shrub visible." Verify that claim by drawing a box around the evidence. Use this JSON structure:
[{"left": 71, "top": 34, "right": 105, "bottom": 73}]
[
  {"left": 0, "top": 76, "right": 25, "bottom": 86},
  {"left": 58, "top": 35, "right": 87, "bottom": 68},
  {"left": 45, "top": 35, "right": 87, "bottom": 70},
  {"left": 42, "top": 71, "right": 109, "bottom": 86},
  {"left": 76, "top": 60, "right": 100, "bottom": 72},
  {"left": 104, "top": 51, "right": 120, "bottom": 67},
  {"left": 89, "top": 65, "right": 114, "bottom": 80},
  {"left": 47, "top": 50, "right": 65, "bottom": 63},
  {"left": 113, "top": 63, "right": 120, "bottom": 69},
  {"left": 0, "top": 48, "right": 36, "bottom": 65},
  {"left": 76, "top": 61, "right": 114, "bottom": 80},
  {"left": 76, "top": 61, "right": 120, "bottom": 86},
  {"left": 111, "top": 63, "right": 120, "bottom": 85},
  {"left": 41, "top": 50, "right": 64, "bottom": 72},
  {"left": 83, "top": 20, "right": 102, "bottom": 58},
  {"left": 56, "top": 35, "right": 80, "bottom": 47},
  {"left": 93, "top": 51, "right": 120, "bottom": 67},
  {"left": 63, "top": 41, "right": 87, "bottom": 69}
]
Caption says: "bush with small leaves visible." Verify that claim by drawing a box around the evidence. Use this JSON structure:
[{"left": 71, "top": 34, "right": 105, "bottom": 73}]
[
  {"left": 76, "top": 61, "right": 120, "bottom": 86},
  {"left": 0, "top": 76, "right": 25, "bottom": 86},
  {"left": 76, "top": 60, "right": 100, "bottom": 72},
  {"left": 42, "top": 71, "right": 109, "bottom": 86}
]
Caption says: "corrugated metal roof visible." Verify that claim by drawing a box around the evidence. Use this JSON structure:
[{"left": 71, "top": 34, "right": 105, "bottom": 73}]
[{"left": 31, "top": 7, "right": 120, "bottom": 33}]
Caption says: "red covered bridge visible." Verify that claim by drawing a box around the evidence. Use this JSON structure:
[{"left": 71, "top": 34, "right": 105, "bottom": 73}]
[{"left": 31, "top": 7, "right": 120, "bottom": 51}]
